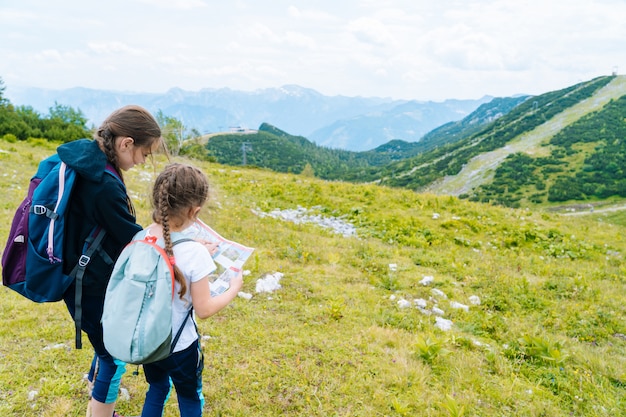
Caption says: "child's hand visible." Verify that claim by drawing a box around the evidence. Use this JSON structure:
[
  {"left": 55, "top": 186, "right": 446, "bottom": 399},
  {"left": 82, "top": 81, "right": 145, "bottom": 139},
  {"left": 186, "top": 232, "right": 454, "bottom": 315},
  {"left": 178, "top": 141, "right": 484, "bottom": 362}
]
[
  {"left": 229, "top": 269, "right": 244, "bottom": 292},
  {"left": 197, "top": 240, "right": 219, "bottom": 256}
]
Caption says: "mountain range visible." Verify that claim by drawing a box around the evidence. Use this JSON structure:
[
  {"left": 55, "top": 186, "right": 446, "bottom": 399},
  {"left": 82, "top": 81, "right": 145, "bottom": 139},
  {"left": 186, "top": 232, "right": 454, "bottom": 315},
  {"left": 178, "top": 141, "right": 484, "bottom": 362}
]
[
  {"left": 202, "top": 74, "right": 626, "bottom": 209},
  {"left": 6, "top": 84, "right": 492, "bottom": 152},
  {"left": 7, "top": 74, "right": 626, "bottom": 210}
]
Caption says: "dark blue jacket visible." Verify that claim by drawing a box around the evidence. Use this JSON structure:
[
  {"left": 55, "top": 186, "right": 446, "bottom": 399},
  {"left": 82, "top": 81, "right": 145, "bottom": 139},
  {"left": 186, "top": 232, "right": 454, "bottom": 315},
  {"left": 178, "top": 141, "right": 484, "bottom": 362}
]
[{"left": 58, "top": 139, "right": 142, "bottom": 296}]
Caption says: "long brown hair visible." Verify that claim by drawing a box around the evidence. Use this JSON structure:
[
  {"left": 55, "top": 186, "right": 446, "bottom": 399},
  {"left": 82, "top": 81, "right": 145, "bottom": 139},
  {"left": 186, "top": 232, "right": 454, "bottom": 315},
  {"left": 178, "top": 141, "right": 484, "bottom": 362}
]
[
  {"left": 94, "top": 104, "right": 163, "bottom": 178},
  {"left": 151, "top": 163, "right": 210, "bottom": 297}
]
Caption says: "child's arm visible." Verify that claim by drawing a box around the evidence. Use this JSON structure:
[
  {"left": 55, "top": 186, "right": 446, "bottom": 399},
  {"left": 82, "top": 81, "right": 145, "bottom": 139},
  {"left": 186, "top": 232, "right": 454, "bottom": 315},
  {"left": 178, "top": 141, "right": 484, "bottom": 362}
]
[{"left": 190, "top": 270, "right": 244, "bottom": 319}]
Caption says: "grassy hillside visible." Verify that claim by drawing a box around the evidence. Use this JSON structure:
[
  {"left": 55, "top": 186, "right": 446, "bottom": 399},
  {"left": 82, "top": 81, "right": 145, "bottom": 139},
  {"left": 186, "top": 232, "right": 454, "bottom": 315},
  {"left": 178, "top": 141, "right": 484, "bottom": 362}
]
[
  {"left": 1, "top": 138, "right": 626, "bottom": 416},
  {"left": 380, "top": 75, "right": 618, "bottom": 192},
  {"left": 466, "top": 90, "right": 626, "bottom": 207}
]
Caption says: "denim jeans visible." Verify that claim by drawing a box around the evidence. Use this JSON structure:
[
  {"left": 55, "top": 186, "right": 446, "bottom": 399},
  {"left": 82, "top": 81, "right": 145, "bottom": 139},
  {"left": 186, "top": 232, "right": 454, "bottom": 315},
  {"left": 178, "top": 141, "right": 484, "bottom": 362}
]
[
  {"left": 64, "top": 290, "right": 126, "bottom": 403},
  {"left": 141, "top": 339, "right": 205, "bottom": 417}
]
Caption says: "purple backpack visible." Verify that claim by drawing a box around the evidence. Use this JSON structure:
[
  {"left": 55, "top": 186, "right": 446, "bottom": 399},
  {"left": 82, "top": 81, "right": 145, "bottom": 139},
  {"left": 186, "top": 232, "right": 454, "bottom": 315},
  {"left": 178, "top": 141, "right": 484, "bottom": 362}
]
[{"left": 2, "top": 154, "right": 122, "bottom": 348}]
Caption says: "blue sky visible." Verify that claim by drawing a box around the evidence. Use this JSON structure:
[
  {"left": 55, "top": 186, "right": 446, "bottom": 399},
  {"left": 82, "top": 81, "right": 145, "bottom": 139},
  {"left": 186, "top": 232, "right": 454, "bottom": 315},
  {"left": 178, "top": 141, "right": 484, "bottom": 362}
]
[{"left": 1, "top": 0, "right": 624, "bottom": 101}]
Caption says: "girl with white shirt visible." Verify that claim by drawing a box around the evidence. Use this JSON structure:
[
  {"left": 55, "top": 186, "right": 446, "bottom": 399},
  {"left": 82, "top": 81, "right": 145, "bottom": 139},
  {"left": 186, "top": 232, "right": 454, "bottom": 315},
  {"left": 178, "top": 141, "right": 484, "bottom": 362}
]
[{"left": 139, "top": 163, "right": 243, "bottom": 417}]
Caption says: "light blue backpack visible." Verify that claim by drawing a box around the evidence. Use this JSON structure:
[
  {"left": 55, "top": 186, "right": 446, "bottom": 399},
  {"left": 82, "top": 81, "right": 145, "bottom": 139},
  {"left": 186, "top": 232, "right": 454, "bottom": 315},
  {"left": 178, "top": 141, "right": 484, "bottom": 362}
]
[{"left": 102, "top": 229, "right": 193, "bottom": 364}]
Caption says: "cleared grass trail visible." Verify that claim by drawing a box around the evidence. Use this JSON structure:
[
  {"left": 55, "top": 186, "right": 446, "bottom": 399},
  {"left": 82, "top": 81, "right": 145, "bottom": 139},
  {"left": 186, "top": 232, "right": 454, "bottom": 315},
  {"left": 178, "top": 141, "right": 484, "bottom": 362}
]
[{"left": 427, "top": 75, "right": 626, "bottom": 196}]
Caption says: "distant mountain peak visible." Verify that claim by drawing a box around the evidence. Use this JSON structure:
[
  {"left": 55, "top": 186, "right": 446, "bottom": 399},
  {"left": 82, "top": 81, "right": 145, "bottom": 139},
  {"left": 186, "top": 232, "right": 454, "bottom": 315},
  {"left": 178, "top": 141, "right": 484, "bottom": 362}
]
[{"left": 6, "top": 83, "right": 492, "bottom": 151}]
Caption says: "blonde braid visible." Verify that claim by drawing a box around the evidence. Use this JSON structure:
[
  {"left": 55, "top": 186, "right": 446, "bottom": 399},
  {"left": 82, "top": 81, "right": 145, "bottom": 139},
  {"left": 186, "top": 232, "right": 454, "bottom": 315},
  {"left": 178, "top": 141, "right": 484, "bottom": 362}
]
[
  {"left": 152, "top": 163, "right": 209, "bottom": 298},
  {"left": 157, "top": 173, "right": 188, "bottom": 298}
]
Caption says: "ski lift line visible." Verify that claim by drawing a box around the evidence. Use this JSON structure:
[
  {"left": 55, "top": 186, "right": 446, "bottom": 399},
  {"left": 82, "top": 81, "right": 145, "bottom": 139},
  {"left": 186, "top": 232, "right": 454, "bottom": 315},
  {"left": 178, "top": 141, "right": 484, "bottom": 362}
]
[{"left": 241, "top": 141, "right": 252, "bottom": 165}]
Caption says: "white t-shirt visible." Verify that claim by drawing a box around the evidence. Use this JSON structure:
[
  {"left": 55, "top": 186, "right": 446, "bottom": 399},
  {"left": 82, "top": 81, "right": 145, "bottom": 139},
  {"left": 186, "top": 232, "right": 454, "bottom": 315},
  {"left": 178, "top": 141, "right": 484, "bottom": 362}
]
[{"left": 170, "top": 237, "right": 217, "bottom": 353}]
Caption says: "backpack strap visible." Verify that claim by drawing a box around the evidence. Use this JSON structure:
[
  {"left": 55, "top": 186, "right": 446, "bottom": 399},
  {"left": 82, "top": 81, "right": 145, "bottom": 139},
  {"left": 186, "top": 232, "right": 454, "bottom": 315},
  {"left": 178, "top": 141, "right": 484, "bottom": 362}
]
[
  {"left": 69, "top": 227, "right": 108, "bottom": 349},
  {"left": 170, "top": 308, "right": 196, "bottom": 354},
  {"left": 173, "top": 238, "right": 195, "bottom": 246},
  {"left": 131, "top": 309, "right": 195, "bottom": 375},
  {"left": 70, "top": 163, "right": 125, "bottom": 350},
  {"left": 168, "top": 237, "right": 197, "bottom": 353}
]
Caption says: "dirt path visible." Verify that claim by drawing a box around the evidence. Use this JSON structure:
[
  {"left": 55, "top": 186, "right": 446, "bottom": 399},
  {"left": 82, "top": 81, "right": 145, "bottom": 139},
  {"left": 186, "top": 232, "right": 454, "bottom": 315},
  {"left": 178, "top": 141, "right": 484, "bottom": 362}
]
[{"left": 559, "top": 204, "right": 626, "bottom": 216}]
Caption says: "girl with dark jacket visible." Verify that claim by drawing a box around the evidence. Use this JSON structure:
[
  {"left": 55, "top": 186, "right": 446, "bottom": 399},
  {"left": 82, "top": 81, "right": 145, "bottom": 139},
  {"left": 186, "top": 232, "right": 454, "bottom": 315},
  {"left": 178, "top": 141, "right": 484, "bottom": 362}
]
[{"left": 59, "top": 105, "right": 163, "bottom": 417}]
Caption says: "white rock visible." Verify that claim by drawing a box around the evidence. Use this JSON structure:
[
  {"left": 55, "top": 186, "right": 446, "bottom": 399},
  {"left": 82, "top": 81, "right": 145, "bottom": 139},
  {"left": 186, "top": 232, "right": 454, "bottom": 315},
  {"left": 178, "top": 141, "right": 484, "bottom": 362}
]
[
  {"left": 449, "top": 301, "right": 469, "bottom": 312},
  {"left": 256, "top": 272, "right": 283, "bottom": 293},
  {"left": 419, "top": 275, "right": 434, "bottom": 285},
  {"left": 413, "top": 298, "right": 428, "bottom": 308},
  {"left": 435, "top": 317, "right": 453, "bottom": 331},
  {"left": 43, "top": 343, "right": 66, "bottom": 350},
  {"left": 469, "top": 295, "right": 481, "bottom": 305},
  {"left": 238, "top": 291, "right": 253, "bottom": 300},
  {"left": 431, "top": 288, "right": 447, "bottom": 299},
  {"left": 432, "top": 306, "right": 445, "bottom": 316},
  {"left": 417, "top": 307, "right": 432, "bottom": 316},
  {"left": 119, "top": 388, "right": 130, "bottom": 401},
  {"left": 252, "top": 206, "right": 356, "bottom": 237}
]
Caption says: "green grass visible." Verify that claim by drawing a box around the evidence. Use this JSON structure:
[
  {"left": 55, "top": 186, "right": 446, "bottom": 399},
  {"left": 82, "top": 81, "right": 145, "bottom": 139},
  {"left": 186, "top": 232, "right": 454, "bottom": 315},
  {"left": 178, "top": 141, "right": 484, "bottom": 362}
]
[{"left": 1, "top": 138, "right": 626, "bottom": 416}]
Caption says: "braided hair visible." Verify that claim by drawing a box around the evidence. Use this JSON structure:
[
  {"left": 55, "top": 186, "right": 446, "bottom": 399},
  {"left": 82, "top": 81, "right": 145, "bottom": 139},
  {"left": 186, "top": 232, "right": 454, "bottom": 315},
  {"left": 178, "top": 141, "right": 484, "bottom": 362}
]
[
  {"left": 94, "top": 104, "right": 163, "bottom": 179},
  {"left": 151, "top": 163, "right": 210, "bottom": 297}
]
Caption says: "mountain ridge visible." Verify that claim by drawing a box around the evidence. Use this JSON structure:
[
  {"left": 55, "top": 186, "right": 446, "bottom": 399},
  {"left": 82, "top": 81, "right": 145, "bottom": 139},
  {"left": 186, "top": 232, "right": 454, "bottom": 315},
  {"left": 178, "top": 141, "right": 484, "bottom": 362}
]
[
  {"left": 5, "top": 84, "right": 491, "bottom": 152},
  {"left": 201, "top": 75, "right": 626, "bottom": 210}
]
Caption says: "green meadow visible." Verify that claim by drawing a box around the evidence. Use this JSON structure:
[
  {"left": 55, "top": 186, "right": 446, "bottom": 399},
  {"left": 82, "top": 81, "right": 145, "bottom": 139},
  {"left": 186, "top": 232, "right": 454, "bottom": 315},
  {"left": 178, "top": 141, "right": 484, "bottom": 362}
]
[{"left": 1, "top": 137, "right": 625, "bottom": 416}]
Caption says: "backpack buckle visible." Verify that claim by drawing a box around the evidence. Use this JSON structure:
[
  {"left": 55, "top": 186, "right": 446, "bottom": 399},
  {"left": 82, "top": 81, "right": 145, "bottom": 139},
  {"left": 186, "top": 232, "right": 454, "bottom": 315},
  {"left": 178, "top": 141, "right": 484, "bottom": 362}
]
[
  {"left": 78, "top": 254, "right": 91, "bottom": 267},
  {"left": 32, "top": 205, "right": 48, "bottom": 215}
]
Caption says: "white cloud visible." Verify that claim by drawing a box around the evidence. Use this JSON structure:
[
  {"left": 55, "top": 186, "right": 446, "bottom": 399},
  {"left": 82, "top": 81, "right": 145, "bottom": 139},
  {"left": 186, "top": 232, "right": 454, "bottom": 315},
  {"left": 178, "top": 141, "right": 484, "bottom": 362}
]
[
  {"left": 0, "top": 0, "right": 624, "bottom": 100},
  {"left": 284, "top": 31, "right": 318, "bottom": 49},
  {"left": 87, "top": 42, "right": 146, "bottom": 56},
  {"left": 348, "top": 17, "right": 396, "bottom": 47},
  {"left": 287, "top": 6, "right": 337, "bottom": 22},
  {"left": 136, "top": 0, "right": 207, "bottom": 10}
]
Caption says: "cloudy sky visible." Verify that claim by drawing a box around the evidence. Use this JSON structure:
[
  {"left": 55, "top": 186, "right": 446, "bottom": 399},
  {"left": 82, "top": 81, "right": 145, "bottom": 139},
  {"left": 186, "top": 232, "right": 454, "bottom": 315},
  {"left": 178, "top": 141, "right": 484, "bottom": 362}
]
[{"left": 1, "top": 0, "right": 624, "bottom": 101}]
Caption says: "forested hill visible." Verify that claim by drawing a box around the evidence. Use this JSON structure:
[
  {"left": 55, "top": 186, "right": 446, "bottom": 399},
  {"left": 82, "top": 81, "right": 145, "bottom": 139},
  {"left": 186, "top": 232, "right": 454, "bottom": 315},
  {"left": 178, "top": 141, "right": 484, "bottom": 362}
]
[
  {"left": 204, "top": 75, "right": 626, "bottom": 209},
  {"left": 203, "top": 123, "right": 420, "bottom": 180},
  {"left": 203, "top": 95, "right": 531, "bottom": 181},
  {"left": 415, "top": 75, "right": 626, "bottom": 207},
  {"left": 377, "top": 76, "right": 619, "bottom": 191}
]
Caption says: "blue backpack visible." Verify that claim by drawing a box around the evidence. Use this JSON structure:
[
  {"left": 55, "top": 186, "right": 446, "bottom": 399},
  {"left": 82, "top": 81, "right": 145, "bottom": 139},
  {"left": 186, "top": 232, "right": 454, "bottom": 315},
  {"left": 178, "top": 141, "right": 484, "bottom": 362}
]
[
  {"left": 102, "top": 230, "right": 194, "bottom": 364},
  {"left": 1, "top": 154, "right": 122, "bottom": 348}
]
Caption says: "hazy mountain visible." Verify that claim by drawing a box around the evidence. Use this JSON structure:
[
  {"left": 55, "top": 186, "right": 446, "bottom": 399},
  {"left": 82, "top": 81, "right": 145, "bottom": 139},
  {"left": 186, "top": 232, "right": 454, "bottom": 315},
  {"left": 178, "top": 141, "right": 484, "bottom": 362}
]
[
  {"left": 5, "top": 84, "right": 488, "bottom": 152},
  {"left": 308, "top": 97, "right": 493, "bottom": 151}
]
